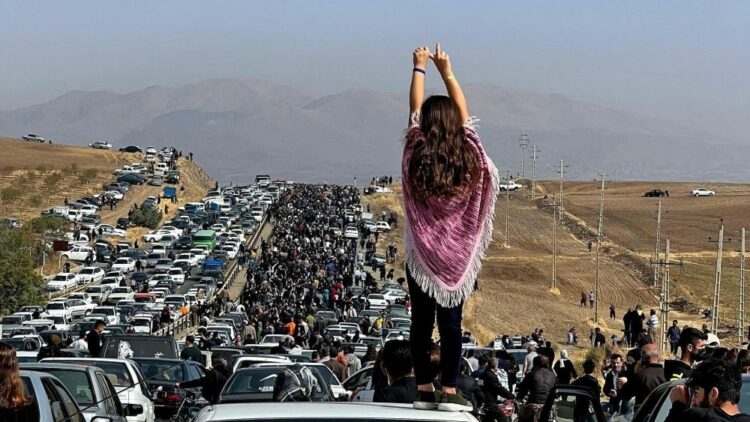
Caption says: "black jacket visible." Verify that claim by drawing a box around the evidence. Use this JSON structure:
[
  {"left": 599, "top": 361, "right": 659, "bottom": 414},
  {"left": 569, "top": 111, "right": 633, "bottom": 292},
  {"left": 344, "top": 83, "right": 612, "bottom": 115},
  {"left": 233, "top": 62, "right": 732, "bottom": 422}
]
[
  {"left": 376, "top": 376, "right": 418, "bottom": 404},
  {"left": 665, "top": 401, "right": 750, "bottom": 422},
  {"left": 553, "top": 359, "right": 578, "bottom": 385},
  {"left": 86, "top": 330, "right": 102, "bottom": 357},
  {"left": 603, "top": 369, "right": 622, "bottom": 408},
  {"left": 664, "top": 359, "right": 692, "bottom": 381},
  {"left": 516, "top": 367, "right": 557, "bottom": 405},
  {"left": 572, "top": 374, "right": 601, "bottom": 397},
  {"left": 458, "top": 374, "right": 484, "bottom": 410},
  {"left": 0, "top": 403, "right": 40, "bottom": 422},
  {"left": 179, "top": 367, "right": 228, "bottom": 404},
  {"left": 480, "top": 369, "right": 512, "bottom": 406},
  {"left": 621, "top": 363, "right": 665, "bottom": 405}
]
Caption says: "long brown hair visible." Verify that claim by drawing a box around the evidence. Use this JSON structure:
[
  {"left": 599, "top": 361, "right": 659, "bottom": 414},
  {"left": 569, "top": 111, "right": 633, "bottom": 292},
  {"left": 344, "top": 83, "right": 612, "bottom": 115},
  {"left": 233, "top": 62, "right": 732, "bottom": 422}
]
[
  {"left": 407, "top": 95, "right": 479, "bottom": 201},
  {"left": 0, "top": 342, "right": 29, "bottom": 409}
]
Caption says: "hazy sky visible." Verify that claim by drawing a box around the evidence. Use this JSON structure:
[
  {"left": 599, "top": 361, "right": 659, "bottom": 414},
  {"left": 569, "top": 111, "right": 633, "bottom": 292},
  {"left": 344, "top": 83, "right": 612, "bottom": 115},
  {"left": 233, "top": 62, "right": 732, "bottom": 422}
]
[{"left": 2, "top": 1, "right": 748, "bottom": 140}]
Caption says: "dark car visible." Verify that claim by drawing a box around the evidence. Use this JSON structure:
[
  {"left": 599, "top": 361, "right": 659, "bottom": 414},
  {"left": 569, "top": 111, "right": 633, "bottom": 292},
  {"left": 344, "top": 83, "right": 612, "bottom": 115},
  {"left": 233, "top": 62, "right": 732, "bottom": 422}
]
[
  {"left": 131, "top": 272, "right": 149, "bottom": 285},
  {"left": 132, "top": 357, "right": 205, "bottom": 418},
  {"left": 119, "top": 145, "right": 143, "bottom": 153},
  {"left": 93, "top": 243, "right": 113, "bottom": 263},
  {"left": 175, "top": 236, "right": 194, "bottom": 250},
  {"left": 117, "top": 173, "right": 146, "bottom": 185},
  {"left": 644, "top": 189, "right": 667, "bottom": 197},
  {"left": 219, "top": 366, "right": 331, "bottom": 404},
  {"left": 119, "top": 248, "right": 149, "bottom": 260},
  {"left": 101, "top": 335, "right": 180, "bottom": 359},
  {"left": 116, "top": 217, "right": 131, "bottom": 230}
]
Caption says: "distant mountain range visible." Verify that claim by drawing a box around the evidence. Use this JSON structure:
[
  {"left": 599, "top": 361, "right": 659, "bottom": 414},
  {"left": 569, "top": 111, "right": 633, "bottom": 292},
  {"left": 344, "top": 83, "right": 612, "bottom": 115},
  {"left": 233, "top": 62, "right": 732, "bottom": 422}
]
[{"left": 1, "top": 78, "right": 746, "bottom": 184}]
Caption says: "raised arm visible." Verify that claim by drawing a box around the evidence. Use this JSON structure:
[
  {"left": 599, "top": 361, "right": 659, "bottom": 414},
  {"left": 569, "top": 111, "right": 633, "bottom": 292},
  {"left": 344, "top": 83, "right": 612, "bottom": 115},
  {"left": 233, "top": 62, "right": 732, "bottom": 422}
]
[
  {"left": 410, "top": 46, "right": 430, "bottom": 120},
  {"left": 431, "top": 42, "right": 469, "bottom": 122}
]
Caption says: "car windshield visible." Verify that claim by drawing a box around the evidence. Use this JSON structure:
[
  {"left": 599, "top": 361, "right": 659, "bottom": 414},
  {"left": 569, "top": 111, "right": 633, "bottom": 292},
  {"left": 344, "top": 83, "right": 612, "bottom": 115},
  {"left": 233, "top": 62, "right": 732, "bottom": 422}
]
[
  {"left": 369, "top": 295, "right": 384, "bottom": 300},
  {"left": 115, "top": 259, "right": 128, "bottom": 264},
  {"left": 41, "top": 369, "right": 95, "bottom": 406},
  {"left": 112, "top": 288, "right": 129, "bottom": 293},
  {"left": 86, "top": 287, "right": 103, "bottom": 293},
  {"left": 47, "top": 303, "right": 65, "bottom": 310},
  {"left": 132, "top": 318, "right": 150, "bottom": 326},
  {"left": 53, "top": 275, "right": 68, "bottom": 281},
  {"left": 225, "top": 368, "right": 282, "bottom": 394},
  {"left": 93, "top": 308, "right": 114, "bottom": 315},
  {"left": 136, "top": 360, "right": 184, "bottom": 381}
]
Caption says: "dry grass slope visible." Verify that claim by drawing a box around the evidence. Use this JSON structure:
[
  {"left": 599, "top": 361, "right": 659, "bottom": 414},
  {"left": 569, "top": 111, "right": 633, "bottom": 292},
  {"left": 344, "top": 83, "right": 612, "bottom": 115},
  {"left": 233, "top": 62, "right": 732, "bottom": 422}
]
[{"left": 364, "top": 181, "right": 750, "bottom": 357}]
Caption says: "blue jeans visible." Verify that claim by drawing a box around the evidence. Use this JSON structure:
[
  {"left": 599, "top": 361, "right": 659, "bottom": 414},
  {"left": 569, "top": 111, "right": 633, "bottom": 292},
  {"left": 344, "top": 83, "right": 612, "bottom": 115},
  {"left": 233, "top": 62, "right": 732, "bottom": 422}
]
[{"left": 408, "top": 267, "right": 463, "bottom": 387}]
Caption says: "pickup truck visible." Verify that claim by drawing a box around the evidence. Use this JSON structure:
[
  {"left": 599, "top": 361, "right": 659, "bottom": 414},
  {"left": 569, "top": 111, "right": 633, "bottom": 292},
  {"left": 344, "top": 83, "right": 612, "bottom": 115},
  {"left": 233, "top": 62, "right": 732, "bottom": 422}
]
[{"left": 499, "top": 180, "right": 523, "bottom": 191}]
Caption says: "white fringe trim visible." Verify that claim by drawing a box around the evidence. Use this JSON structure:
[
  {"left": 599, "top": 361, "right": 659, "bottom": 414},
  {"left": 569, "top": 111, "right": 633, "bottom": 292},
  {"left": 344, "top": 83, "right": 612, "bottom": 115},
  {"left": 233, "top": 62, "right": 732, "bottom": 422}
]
[{"left": 405, "top": 159, "right": 501, "bottom": 308}]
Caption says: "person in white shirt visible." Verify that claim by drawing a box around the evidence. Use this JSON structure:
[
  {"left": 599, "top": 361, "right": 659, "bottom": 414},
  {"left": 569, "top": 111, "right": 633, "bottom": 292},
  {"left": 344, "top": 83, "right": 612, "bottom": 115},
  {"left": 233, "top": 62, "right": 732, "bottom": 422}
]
[
  {"left": 69, "top": 330, "right": 88, "bottom": 350},
  {"left": 647, "top": 309, "right": 659, "bottom": 341}
]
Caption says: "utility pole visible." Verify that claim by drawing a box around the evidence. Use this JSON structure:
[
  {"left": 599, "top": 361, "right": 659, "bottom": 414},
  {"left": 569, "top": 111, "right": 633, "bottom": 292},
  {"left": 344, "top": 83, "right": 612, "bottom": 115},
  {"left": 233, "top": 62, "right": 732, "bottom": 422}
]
[
  {"left": 710, "top": 220, "right": 726, "bottom": 334},
  {"left": 740, "top": 228, "right": 746, "bottom": 342},
  {"left": 504, "top": 170, "right": 510, "bottom": 248},
  {"left": 530, "top": 145, "right": 538, "bottom": 199},
  {"left": 557, "top": 160, "right": 568, "bottom": 221},
  {"left": 653, "top": 201, "right": 662, "bottom": 288},
  {"left": 594, "top": 173, "right": 606, "bottom": 322},
  {"left": 545, "top": 194, "right": 562, "bottom": 290},
  {"left": 660, "top": 239, "right": 671, "bottom": 352},
  {"left": 518, "top": 134, "right": 529, "bottom": 178}
]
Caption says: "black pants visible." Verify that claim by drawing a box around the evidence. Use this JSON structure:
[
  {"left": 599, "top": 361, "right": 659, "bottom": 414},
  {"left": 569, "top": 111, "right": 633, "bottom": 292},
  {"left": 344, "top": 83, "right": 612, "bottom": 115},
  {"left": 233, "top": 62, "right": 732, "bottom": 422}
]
[{"left": 408, "top": 267, "right": 463, "bottom": 387}]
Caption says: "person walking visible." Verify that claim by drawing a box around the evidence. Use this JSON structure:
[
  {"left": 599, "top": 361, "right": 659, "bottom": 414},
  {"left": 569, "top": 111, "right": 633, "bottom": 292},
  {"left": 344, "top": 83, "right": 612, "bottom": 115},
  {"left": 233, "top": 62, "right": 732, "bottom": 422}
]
[
  {"left": 588, "top": 291, "right": 595, "bottom": 308},
  {"left": 516, "top": 355, "right": 557, "bottom": 422},
  {"left": 647, "top": 309, "right": 659, "bottom": 341},
  {"left": 666, "top": 320, "right": 681, "bottom": 356},
  {"left": 552, "top": 350, "right": 577, "bottom": 385},
  {"left": 404, "top": 43, "right": 498, "bottom": 412},
  {"left": 86, "top": 320, "right": 106, "bottom": 357},
  {"left": 580, "top": 291, "right": 587, "bottom": 307},
  {"left": 609, "top": 304, "right": 616, "bottom": 320}
]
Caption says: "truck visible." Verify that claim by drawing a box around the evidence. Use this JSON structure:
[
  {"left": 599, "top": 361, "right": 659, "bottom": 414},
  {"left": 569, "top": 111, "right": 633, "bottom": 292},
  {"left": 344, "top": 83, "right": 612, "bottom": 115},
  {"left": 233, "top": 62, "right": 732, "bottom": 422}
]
[
  {"left": 162, "top": 186, "right": 177, "bottom": 199},
  {"left": 499, "top": 180, "right": 523, "bottom": 191}
]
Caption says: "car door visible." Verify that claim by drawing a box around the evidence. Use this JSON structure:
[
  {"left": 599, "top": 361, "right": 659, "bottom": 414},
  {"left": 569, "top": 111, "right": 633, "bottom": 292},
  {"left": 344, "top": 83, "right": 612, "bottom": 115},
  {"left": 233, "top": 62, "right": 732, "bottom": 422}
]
[
  {"left": 44, "top": 377, "right": 86, "bottom": 422},
  {"left": 538, "top": 385, "right": 607, "bottom": 422},
  {"left": 97, "top": 373, "right": 128, "bottom": 421}
]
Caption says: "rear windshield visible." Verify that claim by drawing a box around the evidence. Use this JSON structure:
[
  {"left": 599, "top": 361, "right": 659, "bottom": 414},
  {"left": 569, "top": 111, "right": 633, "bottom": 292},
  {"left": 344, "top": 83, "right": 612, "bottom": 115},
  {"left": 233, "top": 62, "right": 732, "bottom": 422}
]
[
  {"left": 103, "top": 337, "right": 177, "bottom": 359},
  {"left": 136, "top": 360, "right": 184, "bottom": 382}
]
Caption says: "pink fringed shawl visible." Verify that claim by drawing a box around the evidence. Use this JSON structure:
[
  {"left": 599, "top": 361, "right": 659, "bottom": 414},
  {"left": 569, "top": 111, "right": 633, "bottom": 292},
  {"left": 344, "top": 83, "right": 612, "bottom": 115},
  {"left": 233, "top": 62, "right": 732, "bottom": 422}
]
[{"left": 402, "top": 116, "right": 499, "bottom": 308}]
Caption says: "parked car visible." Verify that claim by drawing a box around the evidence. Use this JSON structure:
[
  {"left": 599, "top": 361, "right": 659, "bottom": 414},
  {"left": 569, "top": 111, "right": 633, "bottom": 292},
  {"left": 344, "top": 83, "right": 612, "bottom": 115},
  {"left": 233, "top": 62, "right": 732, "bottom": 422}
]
[
  {"left": 44, "top": 300, "right": 73, "bottom": 320},
  {"left": 47, "top": 273, "right": 79, "bottom": 291},
  {"left": 644, "top": 189, "right": 667, "bottom": 197},
  {"left": 112, "top": 257, "right": 137, "bottom": 273},
  {"left": 89, "top": 140, "right": 113, "bottom": 149},
  {"left": 22, "top": 133, "right": 46, "bottom": 142},
  {"left": 118, "top": 173, "right": 146, "bottom": 185},
  {"left": 39, "top": 358, "right": 156, "bottom": 422},
  {"left": 108, "top": 287, "right": 135, "bottom": 304},
  {"left": 132, "top": 357, "right": 205, "bottom": 418},
  {"left": 692, "top": 188, "right": 716, "bottom": 197},
  {"left": 119, "top": 145, "right": 143, "bottom": 153},
  {"left": 21, "top": 362, "right": 137, "bottom": 421},
  {"left": 18, "top": 370, "right": 87, "bottom": 421},
  {"left": 149, "top": 176, "right": 163, "bottom": 186},
  {"left": 117, "top": 217, "right": 131, "bottom": 230},
  {"left": 61, "top": 245, "right": 96, "bottom": 262},
  {"left": 95, "top": 224, "right": 127, "bottom": 237},
  {"left": 77, "top": 266, "right": 105, "bottom": 284},
  {"left": 86, "top": 285, "right": 113, "bottom": 305}
]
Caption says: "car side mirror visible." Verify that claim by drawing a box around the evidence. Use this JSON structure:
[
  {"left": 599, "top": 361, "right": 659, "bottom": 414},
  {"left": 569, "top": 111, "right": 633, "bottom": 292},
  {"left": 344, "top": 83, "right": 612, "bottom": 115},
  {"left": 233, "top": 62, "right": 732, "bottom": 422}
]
[{"left": 125, "top": 404, "right": 144, "bottom": 415}]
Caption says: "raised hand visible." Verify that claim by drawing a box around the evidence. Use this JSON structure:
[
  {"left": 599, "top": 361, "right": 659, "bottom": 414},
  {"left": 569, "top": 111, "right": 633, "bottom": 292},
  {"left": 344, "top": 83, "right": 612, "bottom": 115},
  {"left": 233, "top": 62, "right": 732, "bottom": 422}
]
[
  {"left": 413, "top": 46, "right": 431, "bottom": 69},
  {"left": 430, "top": 42, "right": 452, "bottom": 77}
]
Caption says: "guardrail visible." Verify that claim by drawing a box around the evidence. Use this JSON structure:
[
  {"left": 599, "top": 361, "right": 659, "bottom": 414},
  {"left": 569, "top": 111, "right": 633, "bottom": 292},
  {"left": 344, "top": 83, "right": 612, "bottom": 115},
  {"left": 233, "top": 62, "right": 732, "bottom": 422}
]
[{"left": 154, "top": 214, "right": 270, "bottom": 339}]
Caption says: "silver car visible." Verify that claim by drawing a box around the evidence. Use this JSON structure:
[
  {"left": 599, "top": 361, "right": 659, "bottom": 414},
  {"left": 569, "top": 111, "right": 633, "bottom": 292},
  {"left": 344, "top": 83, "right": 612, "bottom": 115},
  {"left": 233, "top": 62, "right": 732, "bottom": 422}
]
[{"left": 21, "top": 363, "right": 137, "bottom": 421}]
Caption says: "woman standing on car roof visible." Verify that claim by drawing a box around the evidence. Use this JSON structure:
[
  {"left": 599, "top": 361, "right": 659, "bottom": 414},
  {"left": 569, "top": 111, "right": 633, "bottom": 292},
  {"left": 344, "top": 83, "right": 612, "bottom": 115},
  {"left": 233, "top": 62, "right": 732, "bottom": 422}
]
[{"left": 403, "top": 43, "right": 499, "bottom": 412}]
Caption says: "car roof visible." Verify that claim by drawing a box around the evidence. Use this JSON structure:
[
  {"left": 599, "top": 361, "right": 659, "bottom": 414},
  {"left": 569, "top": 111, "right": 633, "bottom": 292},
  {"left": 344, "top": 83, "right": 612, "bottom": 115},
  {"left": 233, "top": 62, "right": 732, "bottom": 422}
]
[
  {"left": 200, "top": 402, "right": 476, "bottom": 421},
  {"left": 21, "top": 362, "right": 100, "bottom": 374}
]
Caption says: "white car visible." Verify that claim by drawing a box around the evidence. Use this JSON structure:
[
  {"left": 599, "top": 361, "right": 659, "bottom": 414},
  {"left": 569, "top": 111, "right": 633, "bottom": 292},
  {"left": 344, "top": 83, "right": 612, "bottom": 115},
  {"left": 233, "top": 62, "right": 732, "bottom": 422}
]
[
  {"left": 375, "top": 221, "right": 391, "bottom": 232},
  {"left": 112, "top": 257, "right": 136, "bottom": 273},
  {"left": 146, "top": 146, "right": 157, "bottom": 155},
  {"left": 91, "top": 306, "right": 118, "bottom": 325},
  {"left": 167, "top": 268, "right": 185, "bottom": 285},
  {"left": 130, "top": 315, "right": 153, "bottom": 334},
  {"left": 189, "top": 249, "right": 207, "bottom": 263},
  {"left": 41, "top": 357, "right": 156, "bottom": 422},
  {"left": 77, "top": 267, "right": 105, "bottom": 284},
  {"left": 152, "top": 235, "right": 178, "bottom": 248},
  {"left": 160, "top": 225, "right": 184, "bottom": 237},
  {"left": 22, "top": 133, "right": 45, "bottom": 142},
  {"left": 148, "top": 274, "right": 171, "bottom": 288},
  {"left": 222, "top": 244, "right": 239, "bottom": 259},
  {"left": 75, "top": 204, "right": 99, "bottom": 216},
  {"left": 692, "top": 188, "right": 716, "bottom": 197},
  {"left": 344, "top": 226, "right": 359, "bottom": 239},
  {"left": 85, "top": 285, "right": 112, "bottom": 305},
  {"left": 44, "top": 300, "right": 73, "bottom": 320},
  {"left": 107, "top": 287, "right": 135, "bottom": 304},
  {"left": 68, "top": 292, "right": 96, "bottom": 307},
  {"left": 47, "top": 273, "right": 79, "bottom": 291},
  {"left": 94, "top": 224, "right": 126, "bottom": 237},
  {"left": 65, "top": 298, "right": 92, "bottom": 318},
  {"left": 103, "top": 190, "right": 124, "bottom": 200},
  {"left": 382, "top": 289, "right": 408, "bottom": 304},
  {"left": 367, "top": 294, "right": 388, "bottom": 311},
  {"left": 60, "top": 245, "right": 96, "bottom": 262},
  {"left": 89, "top": 141, "right": 112, "bottom": 149},
  {"left": 176, "top": 252, "right": 199, "bottom": 266},
  {"left": 250, "top": 210, "right": 264, "bottom": 222}
]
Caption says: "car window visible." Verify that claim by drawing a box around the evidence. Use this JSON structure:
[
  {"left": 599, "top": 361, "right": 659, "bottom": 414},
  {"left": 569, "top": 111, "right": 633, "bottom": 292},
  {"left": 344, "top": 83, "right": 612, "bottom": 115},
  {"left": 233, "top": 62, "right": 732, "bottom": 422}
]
[
  {"left": 50, "top": 377, "right": 84, "bottom": 421},
  {"left": 97, "top": 373, "right": 123, "bottom": 416},
  {"left": 343, "top": 367, "right": 372, "bottom": 390},
  {"left": 137, "top": 360, "right": 184, "bottom": 381},
  {"left": 41, "top": 369, "right": 95, "bottom": 406},
  {"left": 187, "top": 362, "right": 203, "bottom": 380}
]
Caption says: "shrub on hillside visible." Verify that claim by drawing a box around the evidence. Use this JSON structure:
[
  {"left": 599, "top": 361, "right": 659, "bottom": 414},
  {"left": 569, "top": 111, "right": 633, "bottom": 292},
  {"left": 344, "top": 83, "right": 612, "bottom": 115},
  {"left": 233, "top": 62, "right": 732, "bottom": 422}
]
[
  {"left": 44, "top": 171, "right": 63, "bottom": 187},
  {"left": 0, "top": 187, "right": 23, "bottom": 203},
  {"left": 0, "top": 227, "right": 45, "bottom": 315},
  {"left": 130, "top": 207, "right": 163, "bottom": 229}
]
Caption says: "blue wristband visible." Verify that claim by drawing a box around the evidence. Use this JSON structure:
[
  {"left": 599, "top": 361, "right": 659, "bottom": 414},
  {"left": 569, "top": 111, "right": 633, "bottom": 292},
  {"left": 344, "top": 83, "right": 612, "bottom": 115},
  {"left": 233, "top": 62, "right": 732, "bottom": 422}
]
[{"left": 413, "top": 67, "right": 426, "bottom": 75}]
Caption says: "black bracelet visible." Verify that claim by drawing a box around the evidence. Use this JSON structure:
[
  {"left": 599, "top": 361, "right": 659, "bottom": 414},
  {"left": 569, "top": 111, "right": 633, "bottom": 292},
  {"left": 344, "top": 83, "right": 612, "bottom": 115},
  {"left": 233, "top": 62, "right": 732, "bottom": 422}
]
[{"left": 413, "top": 67, "right": 426, "bottom": 75}]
